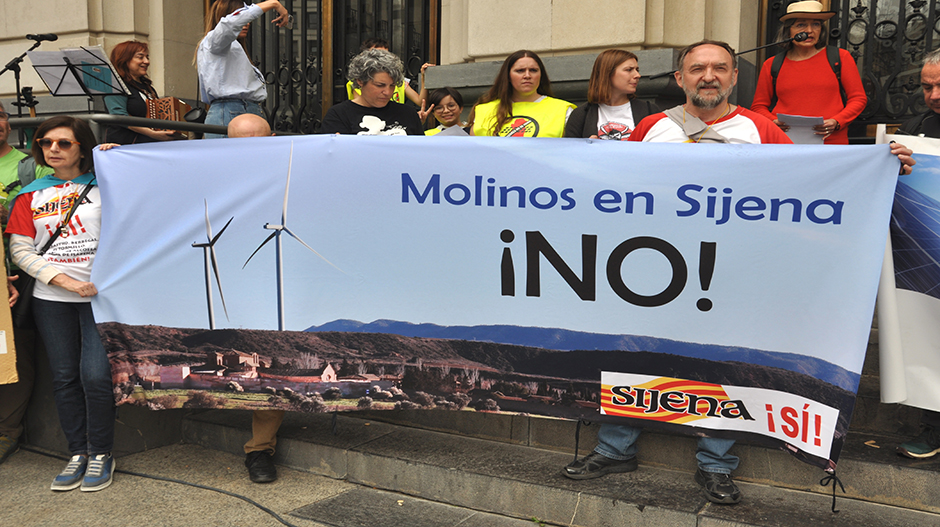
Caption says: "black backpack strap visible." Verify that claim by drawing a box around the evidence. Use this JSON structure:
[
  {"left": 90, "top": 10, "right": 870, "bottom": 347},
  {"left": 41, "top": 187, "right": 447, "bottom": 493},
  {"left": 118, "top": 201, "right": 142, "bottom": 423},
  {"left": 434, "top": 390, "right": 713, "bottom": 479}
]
[
  {"left": 9, "top": 157, "right": 37, "bottom": 194},
  {"left": 826, "top": 45, "right": 847, "bottom": 107},
  {"left": 769, "top": 51, "right": 787, "bottom": 111}
]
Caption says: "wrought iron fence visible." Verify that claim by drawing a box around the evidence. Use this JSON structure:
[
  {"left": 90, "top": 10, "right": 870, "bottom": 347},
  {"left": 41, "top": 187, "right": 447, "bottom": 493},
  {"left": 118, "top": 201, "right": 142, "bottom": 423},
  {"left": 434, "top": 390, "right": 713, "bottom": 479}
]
[
  {"left": 246, "top": 0, "right": 324, "bottom": 134},
  {"left": 243, "top": 0, "right": 432, "bottom": 133},
  {"left": 333, "top": 0, "right": 432, "bottom": 104},
  {"left": 764, "top": 0, "right": 939, "bottom": 130}
]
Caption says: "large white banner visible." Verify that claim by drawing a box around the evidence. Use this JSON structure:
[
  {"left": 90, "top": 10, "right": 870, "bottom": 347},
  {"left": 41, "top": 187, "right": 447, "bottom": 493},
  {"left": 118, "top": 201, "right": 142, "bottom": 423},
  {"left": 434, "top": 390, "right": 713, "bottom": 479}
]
[{"left": 91, "top": 136, "right": 899, "bottom": 468}]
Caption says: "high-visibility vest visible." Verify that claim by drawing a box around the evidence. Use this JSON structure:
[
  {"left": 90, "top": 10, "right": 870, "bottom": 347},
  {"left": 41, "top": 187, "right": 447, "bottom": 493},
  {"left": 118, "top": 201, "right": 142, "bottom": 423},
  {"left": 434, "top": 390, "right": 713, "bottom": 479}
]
[{"left": 472, "top": 97, "right": 575, "bottom": 138}]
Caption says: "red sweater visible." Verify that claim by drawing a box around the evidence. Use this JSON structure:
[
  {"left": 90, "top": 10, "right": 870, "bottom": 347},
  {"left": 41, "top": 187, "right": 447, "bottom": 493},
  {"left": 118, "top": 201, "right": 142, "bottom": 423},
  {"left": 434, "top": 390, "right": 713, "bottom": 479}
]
[{"left": 750, "top": 47, "right": 866, "bottom": 145}]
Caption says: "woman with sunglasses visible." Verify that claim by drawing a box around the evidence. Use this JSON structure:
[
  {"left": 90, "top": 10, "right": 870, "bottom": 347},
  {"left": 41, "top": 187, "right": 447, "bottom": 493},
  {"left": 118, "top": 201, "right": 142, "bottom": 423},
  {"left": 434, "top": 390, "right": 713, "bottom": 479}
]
[
  {"left": 197, "top": 0, "right": 290, "bottom": 138},
  {"left": 5, "top": 116, "right": 118, "bottom": 492},
  {"left": 470, "top": 50, "right": 575, "bottom": 137},
  {"left": 422, "top": 87, "right": 467, "bottom": 135},
  {"left": 564, "top": 49, "right": 660, "bottom": 140}
]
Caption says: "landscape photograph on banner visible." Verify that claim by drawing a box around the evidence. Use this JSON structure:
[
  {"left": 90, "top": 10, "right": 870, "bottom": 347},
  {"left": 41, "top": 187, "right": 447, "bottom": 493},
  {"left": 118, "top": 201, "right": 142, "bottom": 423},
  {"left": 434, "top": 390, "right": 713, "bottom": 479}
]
[{"left": 91, "top": 135, "right": 898, "bottom": 469}]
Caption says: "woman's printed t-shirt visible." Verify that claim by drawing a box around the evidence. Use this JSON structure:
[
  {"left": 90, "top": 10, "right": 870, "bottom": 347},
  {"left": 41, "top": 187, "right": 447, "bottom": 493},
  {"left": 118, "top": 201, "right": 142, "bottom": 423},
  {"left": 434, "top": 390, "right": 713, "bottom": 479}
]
[
  {"left": 6, "top": 181, "right": 101, "bottom": 303},
  {"left": 596, "top": 102, "right": 636, "bottom": 140}
]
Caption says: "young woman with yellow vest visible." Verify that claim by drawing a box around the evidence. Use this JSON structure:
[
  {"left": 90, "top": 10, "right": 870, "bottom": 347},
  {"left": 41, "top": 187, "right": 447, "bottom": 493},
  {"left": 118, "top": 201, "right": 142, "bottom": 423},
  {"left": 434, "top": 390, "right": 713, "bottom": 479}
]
[{"left": 470, "top": 50, "right": 575, "bottom": 138}]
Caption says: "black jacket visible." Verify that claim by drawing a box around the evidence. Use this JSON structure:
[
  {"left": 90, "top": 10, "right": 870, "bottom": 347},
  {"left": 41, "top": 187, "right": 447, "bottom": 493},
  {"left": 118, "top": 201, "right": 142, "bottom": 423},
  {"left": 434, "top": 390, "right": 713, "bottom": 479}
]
[
  {"left": 898, "top": 110, "right": 940, "bottom": 138},
  {"left": 563, "top": 99, "right": 661, "bottom": 139}
]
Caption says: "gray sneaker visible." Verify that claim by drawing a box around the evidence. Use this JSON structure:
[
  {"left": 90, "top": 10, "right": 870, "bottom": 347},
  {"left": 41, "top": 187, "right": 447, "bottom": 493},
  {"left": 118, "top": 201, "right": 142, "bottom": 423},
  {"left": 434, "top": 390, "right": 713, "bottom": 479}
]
[
  {"left": 898, "top": 428, "right": 940, "bottom": 459},
  {"left": 80, "top": 453, "right": 115, "bottom": 492},
  {"left": 50, "top": 455, "right": 88, "bottom": 491}
]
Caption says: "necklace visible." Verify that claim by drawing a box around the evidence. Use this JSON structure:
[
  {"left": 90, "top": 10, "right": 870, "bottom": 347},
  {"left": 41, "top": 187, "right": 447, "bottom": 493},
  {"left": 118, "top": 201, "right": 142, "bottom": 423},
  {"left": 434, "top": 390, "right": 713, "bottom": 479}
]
[{"left": 684, "top": 102, "right": 732, "bottom": 143}]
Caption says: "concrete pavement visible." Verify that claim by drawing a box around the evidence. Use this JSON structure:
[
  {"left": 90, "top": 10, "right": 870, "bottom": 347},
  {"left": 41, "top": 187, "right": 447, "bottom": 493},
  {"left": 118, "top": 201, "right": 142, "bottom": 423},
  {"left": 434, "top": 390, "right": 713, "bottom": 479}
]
[{"left": 0, "top": 443, "right": 538, "bottom": 527}]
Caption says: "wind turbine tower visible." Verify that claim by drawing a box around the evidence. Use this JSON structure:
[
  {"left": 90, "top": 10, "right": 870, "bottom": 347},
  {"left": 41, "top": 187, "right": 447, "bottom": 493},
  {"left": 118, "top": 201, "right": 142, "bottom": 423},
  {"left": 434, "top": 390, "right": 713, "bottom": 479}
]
[
  {"left": 244, "top": 141, "right": 340, "bottom": 331},
  {"left": 192, "top": 200, "right": 233, "bottom": 330}
]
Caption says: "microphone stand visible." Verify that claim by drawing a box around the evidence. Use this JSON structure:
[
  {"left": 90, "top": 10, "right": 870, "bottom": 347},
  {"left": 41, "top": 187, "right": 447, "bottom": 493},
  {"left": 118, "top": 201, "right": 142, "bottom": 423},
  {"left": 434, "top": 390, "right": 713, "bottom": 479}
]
[
  {"left": 647, "top": 34, "right": 806, "bottom": 80},
  {"left": 0, "top": 40, "right": 43, "bottom": 148}
]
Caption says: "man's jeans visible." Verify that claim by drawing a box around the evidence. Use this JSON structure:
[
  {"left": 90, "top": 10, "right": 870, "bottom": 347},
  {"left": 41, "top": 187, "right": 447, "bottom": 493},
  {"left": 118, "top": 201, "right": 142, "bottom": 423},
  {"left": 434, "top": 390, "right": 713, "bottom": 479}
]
[
  {"left": 33, "top": 298, "right": 114, "bottom": 455},
  {"left": 595, "top": 423, "right": 739, "bottom": 474},
  {"left": 205, "top": 99, "right": 265, "bottom": 139}
]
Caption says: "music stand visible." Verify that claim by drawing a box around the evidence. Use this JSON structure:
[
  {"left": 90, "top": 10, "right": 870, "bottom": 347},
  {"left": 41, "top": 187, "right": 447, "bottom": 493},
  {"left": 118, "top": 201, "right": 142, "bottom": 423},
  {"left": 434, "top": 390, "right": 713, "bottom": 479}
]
[{"left": 27, "top": 46, "right": 128, "bottom": 109}]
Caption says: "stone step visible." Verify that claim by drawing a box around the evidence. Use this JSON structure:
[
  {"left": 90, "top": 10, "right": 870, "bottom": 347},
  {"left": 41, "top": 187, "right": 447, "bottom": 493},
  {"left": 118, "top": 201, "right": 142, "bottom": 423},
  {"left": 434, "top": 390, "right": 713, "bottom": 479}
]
[{"left": 182, "top": 410, "right": 940, "bottom": 527}]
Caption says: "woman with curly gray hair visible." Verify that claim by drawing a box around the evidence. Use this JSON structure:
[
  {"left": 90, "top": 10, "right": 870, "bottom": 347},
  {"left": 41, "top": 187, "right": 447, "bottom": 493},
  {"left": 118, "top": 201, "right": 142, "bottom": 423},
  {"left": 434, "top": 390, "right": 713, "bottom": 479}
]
[{"left": 318, "top": 49, "right": 423, "bottom": 135}]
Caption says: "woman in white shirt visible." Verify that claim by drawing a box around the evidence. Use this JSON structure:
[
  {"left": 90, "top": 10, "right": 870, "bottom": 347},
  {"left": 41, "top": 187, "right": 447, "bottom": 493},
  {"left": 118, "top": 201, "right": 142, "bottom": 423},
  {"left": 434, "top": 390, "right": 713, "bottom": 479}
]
[
  {"left": 197, "top": 0, "right": 290, "bottom": 138},
  {"left": 564, "top": 49, "right": 660, "bottom": 140}
]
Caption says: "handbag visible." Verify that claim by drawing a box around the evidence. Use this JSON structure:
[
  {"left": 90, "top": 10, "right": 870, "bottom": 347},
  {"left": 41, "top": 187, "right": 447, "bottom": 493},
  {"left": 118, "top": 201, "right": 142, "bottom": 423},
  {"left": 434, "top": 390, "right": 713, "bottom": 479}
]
[
  {"left": 184, "top": 79, "right": 207, "bottom": 124},
  {"left": 11, "top": 183, "right": 95, "bottom": 328}
]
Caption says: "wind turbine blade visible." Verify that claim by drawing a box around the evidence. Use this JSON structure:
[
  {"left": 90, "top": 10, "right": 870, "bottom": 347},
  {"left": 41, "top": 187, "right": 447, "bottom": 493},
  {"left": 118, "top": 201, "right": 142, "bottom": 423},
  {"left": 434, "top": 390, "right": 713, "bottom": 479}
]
[
  {"left": 282, "top": 226, "right": 345, "bottom": 273},
  {"left": 204, "top": 200, "right": 213, "bottom": 240},
  {"left": 242, "top": 231, "right": 278, "bottom": 269},
  {"left": 209, "top": 246, "right": 230, "bottom": 320},
  {"left": 210, "top": 216, "right": 234, "bottom": 246},
  {"left": 281, "top": 141, "right": 293, "bottom": 225}
]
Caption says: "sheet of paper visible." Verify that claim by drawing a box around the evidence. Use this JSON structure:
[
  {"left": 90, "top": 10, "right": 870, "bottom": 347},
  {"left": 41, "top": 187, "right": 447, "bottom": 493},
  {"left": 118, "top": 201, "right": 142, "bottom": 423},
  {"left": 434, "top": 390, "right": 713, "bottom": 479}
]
[
  {"left": 778, "top": 113, "right": 825, "bottom": 145},
  {"left": 436, "top": 125, "right": 469, "bottom": 137}
]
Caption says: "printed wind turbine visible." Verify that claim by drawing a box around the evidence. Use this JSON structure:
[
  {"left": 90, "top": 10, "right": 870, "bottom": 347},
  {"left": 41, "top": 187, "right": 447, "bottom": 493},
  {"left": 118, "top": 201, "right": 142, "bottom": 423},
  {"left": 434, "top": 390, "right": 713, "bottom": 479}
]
[
  {"left": 192, "top": 200, "right": 233, "bottom": 330},
  {"left": 243, "top": 141, "right": 341, "bottom": 331}
]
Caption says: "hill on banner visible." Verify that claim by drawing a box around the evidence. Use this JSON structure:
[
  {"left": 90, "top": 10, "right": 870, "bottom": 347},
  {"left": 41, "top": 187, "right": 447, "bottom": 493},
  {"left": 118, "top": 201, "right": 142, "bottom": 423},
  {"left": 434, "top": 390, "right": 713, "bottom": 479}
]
[{"left": 307, "top": 319, "right": 861, "bottom": 391}]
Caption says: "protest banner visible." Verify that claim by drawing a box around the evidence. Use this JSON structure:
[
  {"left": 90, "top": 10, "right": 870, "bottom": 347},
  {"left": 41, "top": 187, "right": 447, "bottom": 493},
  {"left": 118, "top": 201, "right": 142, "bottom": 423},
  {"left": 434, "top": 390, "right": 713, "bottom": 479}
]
[
  {"left": 877, "top": 131, "right": 940, "bottom": 412},
  {"left": 92, "top": 136, "right": 898, "bottom": 469}
]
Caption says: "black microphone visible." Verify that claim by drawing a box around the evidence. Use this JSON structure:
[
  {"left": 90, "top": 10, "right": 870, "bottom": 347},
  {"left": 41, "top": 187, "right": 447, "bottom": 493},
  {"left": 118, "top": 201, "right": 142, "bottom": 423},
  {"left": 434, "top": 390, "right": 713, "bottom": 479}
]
[
  {"left": 26, "top": 34, "right": 58, "bottom": 42},
  {"left": 648, "top": 32, "right": 813, "bottom": 79}
]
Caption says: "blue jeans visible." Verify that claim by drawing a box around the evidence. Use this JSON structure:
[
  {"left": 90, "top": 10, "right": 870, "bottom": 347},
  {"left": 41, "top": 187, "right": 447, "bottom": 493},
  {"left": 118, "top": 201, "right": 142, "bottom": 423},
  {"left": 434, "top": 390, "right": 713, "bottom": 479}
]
[
  {"left": 205, "top": 99, "right": 264, "bottom": 139},
  {"left": 33, "top": 298, "right": 114, "bottom": 455},
  {"left": 596, "top": 423, "right": 739, "bottom": 474}
]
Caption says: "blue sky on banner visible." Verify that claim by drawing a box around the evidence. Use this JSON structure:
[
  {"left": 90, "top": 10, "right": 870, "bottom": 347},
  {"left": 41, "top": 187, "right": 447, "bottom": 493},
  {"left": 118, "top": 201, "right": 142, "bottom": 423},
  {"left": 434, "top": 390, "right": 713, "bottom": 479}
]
[{"left": 91, "top": 136, "right": 898, "bottom": 373}]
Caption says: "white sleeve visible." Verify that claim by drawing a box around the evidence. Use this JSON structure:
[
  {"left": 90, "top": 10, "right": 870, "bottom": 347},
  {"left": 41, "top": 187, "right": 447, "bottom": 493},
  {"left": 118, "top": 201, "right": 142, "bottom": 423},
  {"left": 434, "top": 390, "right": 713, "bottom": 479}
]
[
  {"left": 203, "top": 4, "right": 264, "bottom": 55},
  {"left": 10, "top": 234, "right": 62, "bottom": 285}
]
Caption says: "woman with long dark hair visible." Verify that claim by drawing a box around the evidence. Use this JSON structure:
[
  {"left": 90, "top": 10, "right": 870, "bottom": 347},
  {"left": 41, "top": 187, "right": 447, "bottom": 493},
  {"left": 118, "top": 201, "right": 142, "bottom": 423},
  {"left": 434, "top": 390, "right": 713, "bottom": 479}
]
[
  {"left": 565, "top": 49, "right": 660, "bottom": 140},
  {"left": 470, "top": 50, "right": 575, "bottom": 137}
]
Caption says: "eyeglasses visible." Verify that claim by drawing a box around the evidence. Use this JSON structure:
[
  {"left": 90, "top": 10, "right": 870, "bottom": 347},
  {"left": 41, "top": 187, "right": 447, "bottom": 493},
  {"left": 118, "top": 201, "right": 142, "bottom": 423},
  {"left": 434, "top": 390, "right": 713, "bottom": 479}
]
[
  {"left": 434, "top": 104, "right": 460, "bottom": 113},
  {"left": 0, "top": 112, "right": 8, "bottom": 122},
  {"left": 37, "top": 138, "right": 81, "bottom": 150}
]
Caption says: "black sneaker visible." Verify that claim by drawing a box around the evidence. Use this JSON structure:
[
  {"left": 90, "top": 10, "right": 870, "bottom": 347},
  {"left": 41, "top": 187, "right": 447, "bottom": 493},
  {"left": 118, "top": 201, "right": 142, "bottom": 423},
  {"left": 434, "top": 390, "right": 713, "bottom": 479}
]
[
  {"left": 898, "top": 427, "right": 940, "bottom": 459},
  {"left": 694, "top": 468, "right": 741, "bottom": 504},
  {"left": 563, "top": 451, "right": 638, "bottom": 480},
  {"left": 245, "top": 451, "right": 278, "bottom": 483}
]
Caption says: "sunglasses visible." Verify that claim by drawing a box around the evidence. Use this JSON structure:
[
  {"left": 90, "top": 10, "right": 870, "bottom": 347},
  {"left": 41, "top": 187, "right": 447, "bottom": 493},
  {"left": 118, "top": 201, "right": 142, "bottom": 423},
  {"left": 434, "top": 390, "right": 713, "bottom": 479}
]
[{"left": 37, "top": 138, "right": 81, "bottom": 150}]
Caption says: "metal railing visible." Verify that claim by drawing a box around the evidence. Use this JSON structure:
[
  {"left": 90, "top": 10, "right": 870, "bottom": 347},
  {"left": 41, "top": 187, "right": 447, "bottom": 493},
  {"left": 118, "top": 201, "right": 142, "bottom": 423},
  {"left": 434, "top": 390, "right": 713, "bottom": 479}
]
[{"left": 7, "top": 114, "right": 229, "bottom": 143}]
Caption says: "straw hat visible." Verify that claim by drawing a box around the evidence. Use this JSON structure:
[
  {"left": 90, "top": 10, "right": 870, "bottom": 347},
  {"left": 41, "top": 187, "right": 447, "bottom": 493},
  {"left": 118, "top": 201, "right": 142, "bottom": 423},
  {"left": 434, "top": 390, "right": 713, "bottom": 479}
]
[{"left": 780, "top": 1, "right": 836, "bottom": 21}]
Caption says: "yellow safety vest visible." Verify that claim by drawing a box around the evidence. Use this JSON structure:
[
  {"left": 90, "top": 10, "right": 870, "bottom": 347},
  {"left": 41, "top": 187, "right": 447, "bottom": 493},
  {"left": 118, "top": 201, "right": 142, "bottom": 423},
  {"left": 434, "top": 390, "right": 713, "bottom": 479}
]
[
  {"left": 346, "top": 80, "right": 407, "bottom": 105},
  {"left": 472, "top": 97, "right": 575, "bottom": 138}
]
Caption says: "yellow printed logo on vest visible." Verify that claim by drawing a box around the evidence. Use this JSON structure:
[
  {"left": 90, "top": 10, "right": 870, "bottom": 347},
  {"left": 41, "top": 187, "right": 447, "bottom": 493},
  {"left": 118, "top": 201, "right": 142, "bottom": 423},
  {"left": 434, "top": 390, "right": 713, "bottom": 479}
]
[
  {"left": 499, "top": 116, "right": 540, "bottom": 137},
  {"left": 391, "top": 91, "right": 402, "bottom": 103}
]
